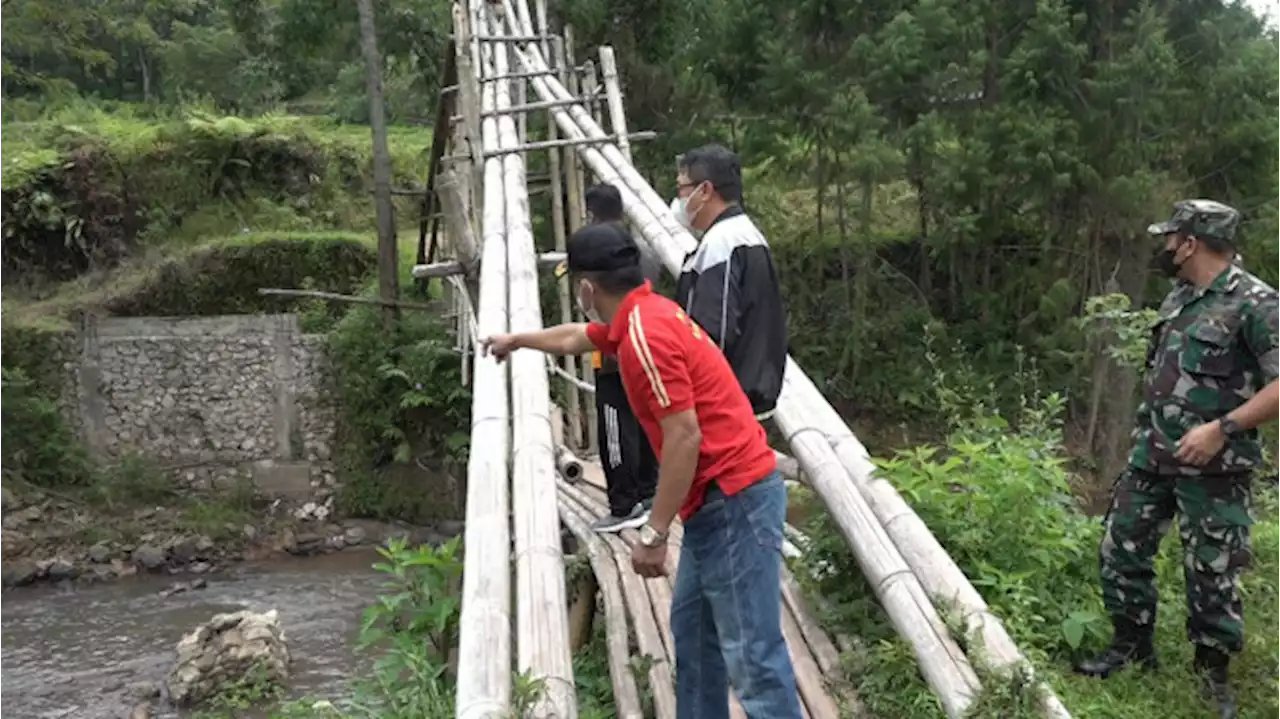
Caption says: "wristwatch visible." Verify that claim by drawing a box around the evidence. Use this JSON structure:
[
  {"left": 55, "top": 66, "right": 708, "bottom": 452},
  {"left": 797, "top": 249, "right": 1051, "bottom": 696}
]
[
  {"left": 638, "top": 524, "right": 668, "bottom": 548},
  {"left": 1218, "top": 416, "right": 1243, "bottom": 439}
]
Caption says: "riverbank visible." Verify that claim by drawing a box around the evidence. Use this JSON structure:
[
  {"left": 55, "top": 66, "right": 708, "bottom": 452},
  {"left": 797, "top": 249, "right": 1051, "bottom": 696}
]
[
  {"left": 1, "top": 548, "right": 393, "bottom": 719},
  {"left": 1, "top": 482, "right": 461, "bottom": 589}
]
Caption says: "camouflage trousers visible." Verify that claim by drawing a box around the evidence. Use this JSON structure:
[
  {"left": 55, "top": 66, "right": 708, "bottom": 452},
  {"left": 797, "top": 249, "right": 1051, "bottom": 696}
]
[{"left": 1099, "top": 467, "right": 1253, "bottom": 653}]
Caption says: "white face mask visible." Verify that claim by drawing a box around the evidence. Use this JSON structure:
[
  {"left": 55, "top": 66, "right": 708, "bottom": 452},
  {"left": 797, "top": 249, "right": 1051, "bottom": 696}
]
[{"left": 669, "top": 195, "right": 691, "bottom": 229}]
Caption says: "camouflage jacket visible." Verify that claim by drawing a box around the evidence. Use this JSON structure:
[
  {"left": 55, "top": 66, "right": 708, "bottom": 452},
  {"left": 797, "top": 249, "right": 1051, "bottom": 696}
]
[{"left": 1129, "top": 264, "right": 1280, "bottom": 475}]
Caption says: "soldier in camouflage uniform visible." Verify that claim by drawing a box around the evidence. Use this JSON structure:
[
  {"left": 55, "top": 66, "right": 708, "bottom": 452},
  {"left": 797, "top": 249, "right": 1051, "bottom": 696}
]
[{"left": 1074, "top": 200, "right": 1280, "bottom": 719}]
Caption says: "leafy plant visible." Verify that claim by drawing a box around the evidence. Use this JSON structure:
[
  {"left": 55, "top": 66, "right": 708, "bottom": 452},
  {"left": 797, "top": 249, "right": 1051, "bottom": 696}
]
[
  {"left": 328, "top": 303, "right": 470, "bottom": 521},
  {"left": 1079, "top": 293, "right": 1158, "bottom": 371}
]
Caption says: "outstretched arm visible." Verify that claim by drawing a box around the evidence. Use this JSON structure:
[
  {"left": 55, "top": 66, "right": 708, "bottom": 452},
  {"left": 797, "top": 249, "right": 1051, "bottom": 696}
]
[{"left": 481, "top": 323, "right": 595, "bottom": 360}]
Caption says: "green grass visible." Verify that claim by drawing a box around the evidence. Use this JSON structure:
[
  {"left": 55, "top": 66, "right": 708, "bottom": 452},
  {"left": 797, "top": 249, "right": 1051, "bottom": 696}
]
[{"left": 2, "top": 103, "right": 433, "bottom": 189}]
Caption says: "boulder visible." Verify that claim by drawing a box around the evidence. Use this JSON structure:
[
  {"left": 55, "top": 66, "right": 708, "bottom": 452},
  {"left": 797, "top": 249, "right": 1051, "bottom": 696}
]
[
  {"left": 133, "top": 544, "right": 168, "bottom": 570},
  {"left": 88, "top": 542, "right": 113, "bottom": 563},
  {"left": 2, "top": 561, "right": 38, "bottom": 588},
  {"left": 1, "top": 529, "right": 31, "bottom": 559},
  {"left": 165, "top": 609, "right": 290, "bottom": 706}
]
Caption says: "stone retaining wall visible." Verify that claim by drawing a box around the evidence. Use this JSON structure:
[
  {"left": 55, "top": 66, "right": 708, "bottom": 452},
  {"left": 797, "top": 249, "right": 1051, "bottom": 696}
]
[{"left": 70, "top": 314, "right": 336, "bottom": 503}]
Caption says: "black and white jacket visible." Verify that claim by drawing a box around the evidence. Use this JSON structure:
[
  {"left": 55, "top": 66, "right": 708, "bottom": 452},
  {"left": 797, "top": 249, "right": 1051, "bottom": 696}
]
[{"left": 675, "top": 206, "right": 787, "bottom": 418}]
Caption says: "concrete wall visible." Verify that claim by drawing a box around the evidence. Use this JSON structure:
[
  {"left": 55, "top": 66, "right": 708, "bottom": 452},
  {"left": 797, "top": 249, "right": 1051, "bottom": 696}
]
[{"left": 71, "top": 314, "right": 336, "bottom": 502}]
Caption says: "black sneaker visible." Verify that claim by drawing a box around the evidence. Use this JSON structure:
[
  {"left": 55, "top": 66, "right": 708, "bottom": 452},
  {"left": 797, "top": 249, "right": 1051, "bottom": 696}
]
[{"left": 592, "top": 502, "right": 649, "bottom": 534}]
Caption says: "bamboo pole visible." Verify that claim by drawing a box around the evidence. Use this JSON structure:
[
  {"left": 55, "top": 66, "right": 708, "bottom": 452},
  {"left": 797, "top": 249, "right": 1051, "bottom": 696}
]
[
  {"left": 557, "top": 498, "right": 645, "bottom": 718},
  {"left": 438, "top": 169, "right": 481, "bottom": 278},
  {"left": 484, "top": 8, "right": 576, "bottom": 717},
  {"left": 597, "top": 46, "right": 630, "bottom": 162},
  {"left": 781, "top": 365, "right": 1074, "bottom": 719},
  {"left": 576, "top": 48, "right": 599, "bottom": 458},
  {"left": 558, "top": 483, "right": 677, "bottom": 719},
  {"left": 565, "top": 474, "right": 832, "bottom": 719},
  {"left": 556, "top": 34, "right": 587, "bottom": 453},
  {"left": 547, "top": 67, "right": 582, "bottom": 449},
  {"left": 454, "top": 4, "right": 513, "bottom": 714},
  {"left": 538, "top": 6, "right": 581, "bottom": 453},
  {"left": 555, "top": 444, "right": 584, "bottom": 482},
  {"left": 453, "top": 1, "right": 483, "bottom": 216}
]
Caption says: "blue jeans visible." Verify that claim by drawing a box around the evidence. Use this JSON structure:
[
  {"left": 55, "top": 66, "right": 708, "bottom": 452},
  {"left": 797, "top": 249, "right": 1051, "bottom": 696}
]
[{"left": 671, "top": 471, "right": 802, "bottom": 719}]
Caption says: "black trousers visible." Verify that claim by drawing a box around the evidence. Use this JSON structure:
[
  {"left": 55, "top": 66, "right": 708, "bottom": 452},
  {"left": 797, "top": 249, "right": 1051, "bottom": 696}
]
[{"left": 596, "top": 369, "right": 659, "bottom": 517}]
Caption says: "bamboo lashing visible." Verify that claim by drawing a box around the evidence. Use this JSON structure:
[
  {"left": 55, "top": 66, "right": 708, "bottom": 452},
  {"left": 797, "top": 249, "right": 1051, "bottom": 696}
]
[{"left": 481, "top": 4, "right": 576, "bottom": 715}]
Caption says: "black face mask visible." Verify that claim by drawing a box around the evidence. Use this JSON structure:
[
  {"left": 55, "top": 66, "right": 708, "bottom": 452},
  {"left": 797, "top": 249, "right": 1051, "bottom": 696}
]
[{"left": 1151, "top": 239, "right": 1188, "bottom": 278}]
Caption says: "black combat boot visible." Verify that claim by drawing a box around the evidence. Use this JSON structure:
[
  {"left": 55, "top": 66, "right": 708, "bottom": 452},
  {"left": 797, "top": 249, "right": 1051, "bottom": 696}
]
[
  {"left": 1194, "top": 645, "right": 1236, "bottom": 719},
  {"left": 1072, "top": 619, "right": 1159, "bottom": 677}
]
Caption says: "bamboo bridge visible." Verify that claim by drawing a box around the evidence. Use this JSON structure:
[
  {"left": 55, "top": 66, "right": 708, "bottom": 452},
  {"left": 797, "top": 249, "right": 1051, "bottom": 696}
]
[{"left": 412, "top": 1, "right": 1076, "bottom": 717}]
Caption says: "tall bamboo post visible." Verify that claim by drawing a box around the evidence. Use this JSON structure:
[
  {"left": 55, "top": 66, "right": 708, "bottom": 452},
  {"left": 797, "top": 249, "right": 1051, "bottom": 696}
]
[
  {"left": 598, "top": 47, "right": 630, "bottom": 163},
  {"left": 566, "top": 33, "right": 598, "bottom": 457},
  {"left": 486, "top": 6, "right": 576, "bottom": 715},
  {"left": 544, "top": 37, "right": 582, "bottom": 448},
  {"left": 454, "top": 3, "right": 513, "bottom": 714},
  {"left": 558, "top": 29, "right": 589, "bottom": 454}
]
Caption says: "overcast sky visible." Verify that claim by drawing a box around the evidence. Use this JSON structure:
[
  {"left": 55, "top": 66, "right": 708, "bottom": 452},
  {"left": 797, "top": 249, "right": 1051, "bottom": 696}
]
[{"left": 1244, "top": 0, "right": 1278, "bottom": 27}]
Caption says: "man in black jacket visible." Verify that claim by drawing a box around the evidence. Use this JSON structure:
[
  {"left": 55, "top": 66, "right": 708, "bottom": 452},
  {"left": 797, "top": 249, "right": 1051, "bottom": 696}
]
[
  {"left": 577, "top": 183, "right": 659, "bottom": 532},
  {"left": 670, "top": 145, "right": 787, "bottom": 420}
]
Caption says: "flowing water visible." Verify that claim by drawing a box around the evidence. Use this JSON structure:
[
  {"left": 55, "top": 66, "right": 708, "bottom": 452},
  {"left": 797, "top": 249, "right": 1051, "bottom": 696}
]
[{"left": 1, "top": 550, "right": 388, "bottom": 719}]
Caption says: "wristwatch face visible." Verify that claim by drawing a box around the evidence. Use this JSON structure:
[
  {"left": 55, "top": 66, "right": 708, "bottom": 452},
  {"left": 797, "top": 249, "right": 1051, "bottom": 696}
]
[{"left": 640, "top": 526, "right": 660, "bottom": 547}]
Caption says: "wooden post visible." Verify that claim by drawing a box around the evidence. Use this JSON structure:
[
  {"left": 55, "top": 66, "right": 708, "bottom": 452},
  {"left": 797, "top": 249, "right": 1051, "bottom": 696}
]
[
  {"left": 598, "top": 46, "right": 630, "bottom": 162},
  {"left": 356, "top": 0, "right": 399, "bottom": 330}
]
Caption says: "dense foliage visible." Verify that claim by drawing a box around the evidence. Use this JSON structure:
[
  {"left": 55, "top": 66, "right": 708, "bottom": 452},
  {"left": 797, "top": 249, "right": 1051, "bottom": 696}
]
[{"left": 793, "top": 353, "right": 1280, "bottom": 718}]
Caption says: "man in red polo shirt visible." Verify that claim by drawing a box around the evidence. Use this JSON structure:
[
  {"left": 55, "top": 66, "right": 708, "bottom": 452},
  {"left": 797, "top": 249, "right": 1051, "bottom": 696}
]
[{"left": 482, "top": 222, "right": 801, "bottom": 718}]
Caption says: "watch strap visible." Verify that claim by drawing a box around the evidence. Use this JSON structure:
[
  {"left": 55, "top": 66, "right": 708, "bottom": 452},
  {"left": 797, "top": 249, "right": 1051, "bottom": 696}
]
[{"left": 1219, "top": 417, "right": 1241, "bottom": 438}]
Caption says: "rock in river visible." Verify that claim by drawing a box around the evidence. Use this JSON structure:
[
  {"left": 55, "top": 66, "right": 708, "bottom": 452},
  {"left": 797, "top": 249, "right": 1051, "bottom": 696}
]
[
  {"left": 132, "top": 545, "right": 168, "bottom": 571},
  {"left": 165, "top": 609, "right": 290, "bottom": 706}
]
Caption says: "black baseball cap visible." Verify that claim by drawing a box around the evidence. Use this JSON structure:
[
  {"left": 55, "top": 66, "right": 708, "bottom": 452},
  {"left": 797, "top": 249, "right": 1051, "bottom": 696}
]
[{"left": 554, "top": 223, "right": 640, "bottom": 278}]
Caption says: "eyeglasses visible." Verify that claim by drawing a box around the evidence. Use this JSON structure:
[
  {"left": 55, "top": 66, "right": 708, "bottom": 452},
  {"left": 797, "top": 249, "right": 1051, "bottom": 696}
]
[{"left": 675, "top": 180, "right": 703, "bottom": 197}]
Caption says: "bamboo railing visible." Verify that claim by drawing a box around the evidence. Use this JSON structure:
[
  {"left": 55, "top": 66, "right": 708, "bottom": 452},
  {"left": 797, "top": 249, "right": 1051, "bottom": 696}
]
[{"left": 453, "top": 3, "right": 513, "bottom": 713}]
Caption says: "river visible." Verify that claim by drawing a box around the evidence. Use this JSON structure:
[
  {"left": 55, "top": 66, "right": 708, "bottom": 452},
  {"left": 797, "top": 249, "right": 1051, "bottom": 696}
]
[{"left": 1, "top": 550, "right": 387, "bottom": 719}]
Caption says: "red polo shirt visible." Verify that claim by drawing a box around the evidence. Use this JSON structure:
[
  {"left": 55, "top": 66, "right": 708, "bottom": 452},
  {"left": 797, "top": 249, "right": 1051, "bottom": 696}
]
[{"left": 586, "top": 281, "right": 776, "bottom": 520}]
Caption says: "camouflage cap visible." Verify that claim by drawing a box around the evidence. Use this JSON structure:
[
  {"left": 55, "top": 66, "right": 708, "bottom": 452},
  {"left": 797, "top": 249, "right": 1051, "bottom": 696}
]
[{"left": 1146, "top": 199, "right": 1241, "bottom": 243}]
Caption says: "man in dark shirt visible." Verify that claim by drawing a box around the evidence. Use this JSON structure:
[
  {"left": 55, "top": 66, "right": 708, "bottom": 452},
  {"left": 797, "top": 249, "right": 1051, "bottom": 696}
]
[
  {"left": 577, "top": 183, "right": 659, "bottom": 532},
  {"left": 669, "top": 145, "right": 787, "bottom": 421}
]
